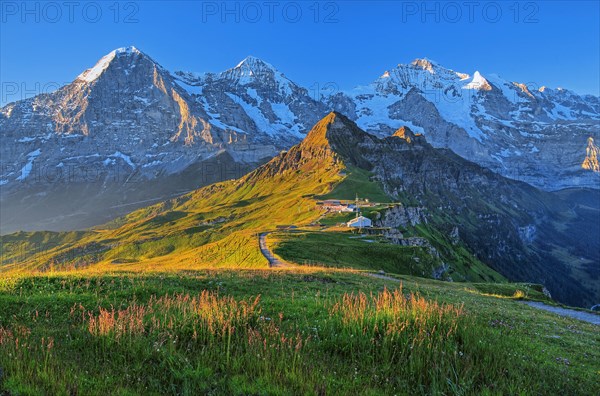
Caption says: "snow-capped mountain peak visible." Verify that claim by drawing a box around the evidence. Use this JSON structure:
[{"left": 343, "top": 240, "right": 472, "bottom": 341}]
[
  {"left": 219, "top": 56, "right": 292, "bottom": 89},
  {"left": 76, "top": 51, "right": 117, "bottom": 83},
  {"left": 170, "top": 55, "right": 326, "bottom": 144},
  {"left": 410, "top": 58, "right": 436, "bottom": 73},
  {"left": 370, "top": 58, "right": 473, "bottom": 95},
  {"left": 463, "top": 71, "right": 492, "bottom": 91},
  {"left": 114, "top": 45, "right": 141, "bottom": 55},
  {"left": 325, "top": 57, "right": 599, "bottom": 190},
  {"left": 234, "top": 55, "right": 276, "bottom": 71},
  {"left": 76, "top": 46, "right": 151, "bottom": 83}
]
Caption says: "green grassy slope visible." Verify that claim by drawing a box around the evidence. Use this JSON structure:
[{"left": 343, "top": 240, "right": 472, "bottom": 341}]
[
  {"left": 272, "top": 231, "right": 439, "bottom": 274},
  {"left": 270, "top": 230, "right": 505, "bottom": 283},
  {"left": 0, "top": 270, "right": 597, "bottom": 395},
  {"left": 318, "top": 165, "right": 392, "bottom": 203},
  {"left": 408, "top": 224, "right": 506, "bottom": 282}
]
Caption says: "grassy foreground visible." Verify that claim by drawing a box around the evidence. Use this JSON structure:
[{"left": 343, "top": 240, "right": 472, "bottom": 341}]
[{"left": 0, "top": 269, "right": 598, "bottom": 395}]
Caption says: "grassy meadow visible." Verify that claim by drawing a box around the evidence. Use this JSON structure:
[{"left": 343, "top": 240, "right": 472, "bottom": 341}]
[
  {"left": 0, "top": 269, "right": 598, "bottom": 395},
  {"left": 269, "top": 229, "right": 505, "bottom": 283}
]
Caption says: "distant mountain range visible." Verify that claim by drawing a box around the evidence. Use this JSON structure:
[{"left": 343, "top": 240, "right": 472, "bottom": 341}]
[
  {"left": 1, "top": 46, "right": 598, "bottom": 232},
  {"left": 326, "top": 59, "right": 599, "bottom": 190}
]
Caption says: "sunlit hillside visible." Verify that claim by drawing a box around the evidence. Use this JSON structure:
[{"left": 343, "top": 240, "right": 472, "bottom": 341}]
[{"left": 0, "top": 114, "right": 345, "bottom": 272}]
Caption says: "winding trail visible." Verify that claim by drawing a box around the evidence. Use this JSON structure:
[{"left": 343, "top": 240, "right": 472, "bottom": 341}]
[
  {"left": 259, "top": 232, "right": 286, "bottom": 267},
  {"left": 522, "top": 301, "right": 600, "bottom": 325}
]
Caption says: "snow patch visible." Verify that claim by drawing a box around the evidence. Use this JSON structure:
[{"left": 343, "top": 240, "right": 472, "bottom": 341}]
[
  {"left": 16, "top": 149, "right": 41, "bottom": 181},
  {"left": 76, "top": 46, "right": 141, "bottom": 83},
  {"left": 115, "top": 46, "right": 140, "bottom": 55},
  {"left": 462, "top": 71, "right": 491, "bottom": 91},
  {"left": 77, "top": 52, "right": 116, "bottom": 83},
  {"left": 199, "top": 96, "right": 245, "bottom": 133},
  {"left": 246, "top": 88, "right": 259, "bottom": 100},
  {"left": 174, "top": 79, "right": 204, "bottom": 95},
  {"left": 133, "top": 96, "right": 150, "bottom": 105},
  {"left": 271, "top": 103, "right": 302, "bottom": 137},
  {"left": 226, "top": 93, "right": 300, "bottom": 137},
  {"left": 547, "top": 103, "right": 576, "bottom": 120},
  {"left": 110, "top": 151, "right": 135, "bottom": 168},
  {"left": 142, "top": 160, "right": 163, "bottom": 168}
]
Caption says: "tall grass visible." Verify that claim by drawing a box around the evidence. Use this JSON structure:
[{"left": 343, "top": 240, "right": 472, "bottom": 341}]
[
  {"left": 322, "top": 287, "right": 478, "bottom": 392},
  {"left": 0, "top": 282, "right": 585, "bottom": 394},
  {"left": 0, "top": 325, "right": 67, "bottom": 395},
  {"left": 80, "top": 291, "right": 309, "bottom": 393},
  {"left": 86, "top": 291, "right": 263, "bottom": 342}
]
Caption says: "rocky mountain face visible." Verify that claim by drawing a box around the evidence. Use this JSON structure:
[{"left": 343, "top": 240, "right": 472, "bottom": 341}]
[
  {"left": 315, "top": 113, "right": 598, "bottom": 307},
  {"left": 372, "top": 205, "right": 427, "bottom": 228},
  {"left": 0, "top": 48, "right": 281, "bottom": 233},
  {"left": 324, "top": 59, "right": 600, "bottom": 191},
  {"left": 1, "top": 47, "right": 263, "bottom": 173},
  {"left": 173, "top": 56, "right": 328, "bottom": 148},
  {"left": 582, "top": 137, "right": 599, "bottom": 172},
  {"left": 1, "top": 49, "right": 598, "bottom": 232}
]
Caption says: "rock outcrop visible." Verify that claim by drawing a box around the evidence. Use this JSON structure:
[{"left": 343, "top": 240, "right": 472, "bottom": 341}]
[
  {"left": 373, "top": 205, "right": 427, "bottom": 228},
  {"left": 582, "top": 137, "right": 599, "bottom": 172}
]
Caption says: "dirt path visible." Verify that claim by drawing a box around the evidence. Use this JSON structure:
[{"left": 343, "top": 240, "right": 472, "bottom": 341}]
[
  {"left": 522, "top": 301, "right": 600, "bottom": 325},
  {"left": 366, "top": 272, "right": 401, "bottom": 282},
  {"left": 259, "top": 232, "right": 286, "bottom": 267}
]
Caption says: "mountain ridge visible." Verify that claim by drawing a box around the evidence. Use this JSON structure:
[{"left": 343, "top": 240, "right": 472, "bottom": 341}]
[{"left": 1, "top": 48, "right": 598, "bottom": 233}]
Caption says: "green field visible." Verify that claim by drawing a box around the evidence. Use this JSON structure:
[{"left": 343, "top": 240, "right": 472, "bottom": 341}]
[
  {"left": 272, "top": 231, "right": 440, "bottom": 275},
  {"left": 0, "top": 270, "right": 598, "bottom": 395},
  {"left": 318, "top": 166, "right": 392, "bottom": 203},
  {"left": 271, "top": 231, "right": 505, "bottom": 283}
]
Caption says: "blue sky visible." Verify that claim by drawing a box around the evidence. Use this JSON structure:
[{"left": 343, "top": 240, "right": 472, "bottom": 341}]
[{"left": 1, "top": 1, "right": 599, "bottom": 105}]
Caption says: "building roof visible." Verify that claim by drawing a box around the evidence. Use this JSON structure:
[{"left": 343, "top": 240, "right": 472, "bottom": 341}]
[{"left": 347, "top": 216, "right": 372, "bottom": 226}]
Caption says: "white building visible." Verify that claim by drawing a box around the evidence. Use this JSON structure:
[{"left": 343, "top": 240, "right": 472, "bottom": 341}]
[{"left": 347, "top": 216, "right": 372, "bottom": 228}]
